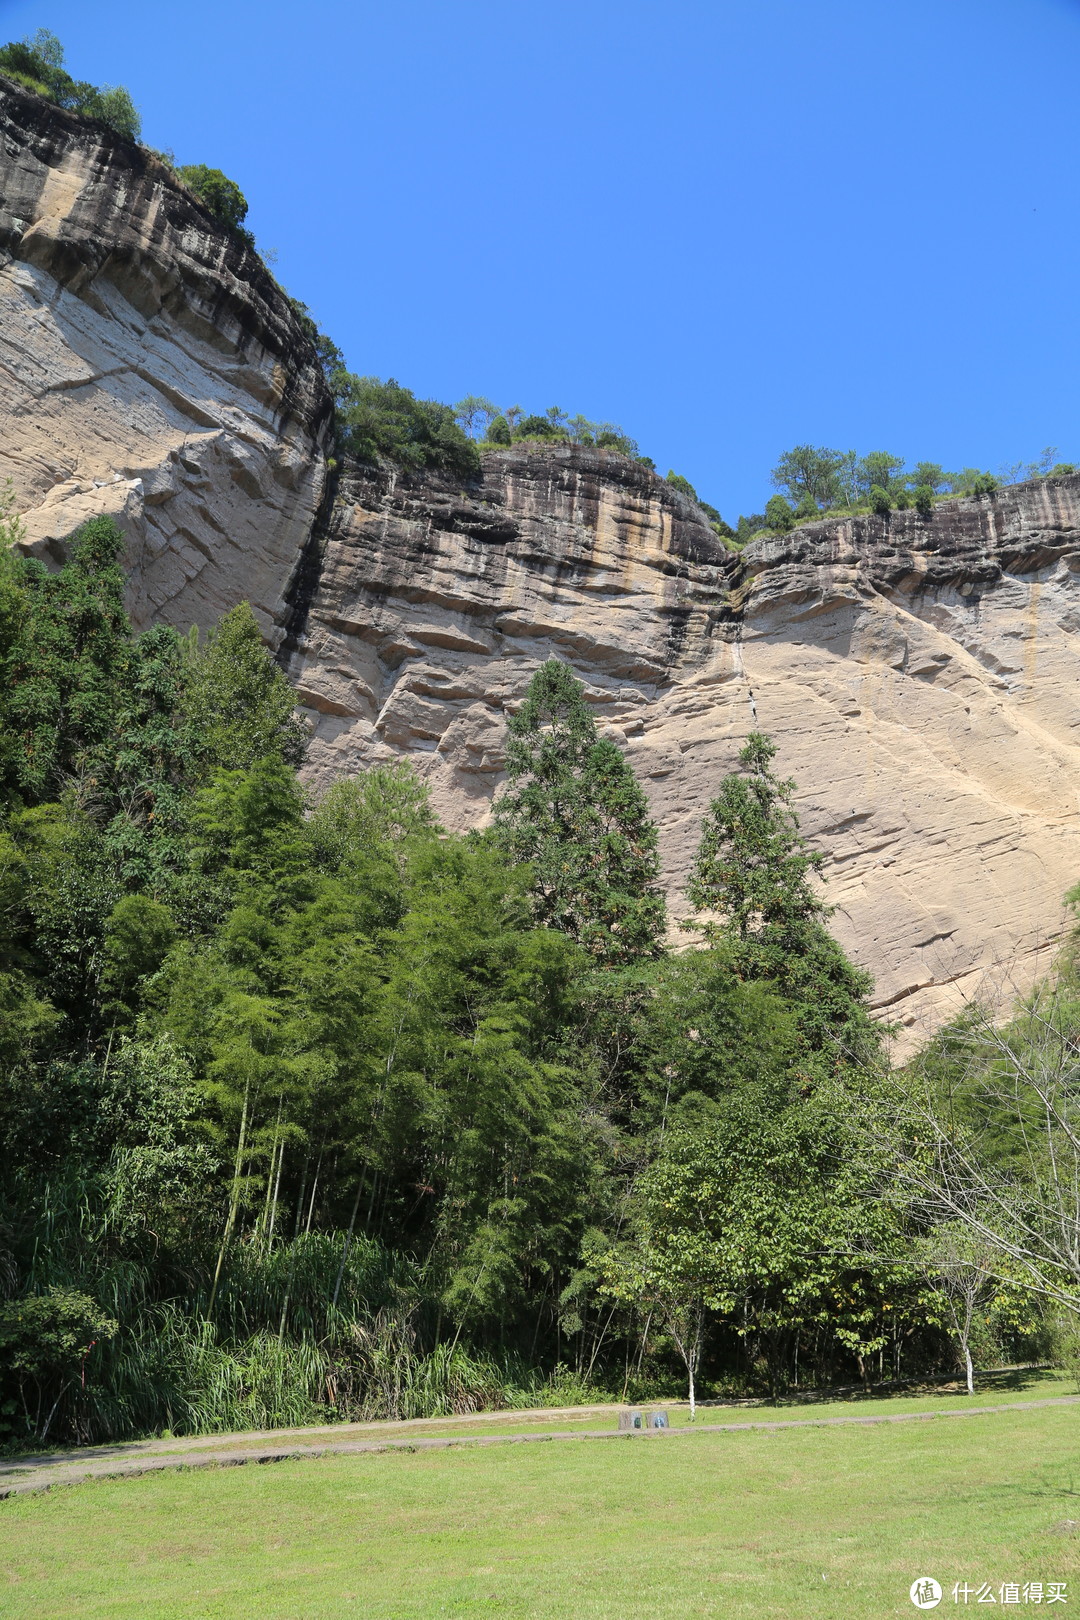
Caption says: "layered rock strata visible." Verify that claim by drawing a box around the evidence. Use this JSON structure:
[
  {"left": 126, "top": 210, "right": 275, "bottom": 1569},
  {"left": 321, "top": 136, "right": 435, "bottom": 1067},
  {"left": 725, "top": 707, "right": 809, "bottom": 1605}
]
[
  {"left": 5, "top": 77, "right": 1080, "bottom": 1045},
  {"left": 292, "top": 451, "right": 1080, "bottom": 1044},
  {"left": 0, "top": 78, "right": 331, "bottom": 641}
]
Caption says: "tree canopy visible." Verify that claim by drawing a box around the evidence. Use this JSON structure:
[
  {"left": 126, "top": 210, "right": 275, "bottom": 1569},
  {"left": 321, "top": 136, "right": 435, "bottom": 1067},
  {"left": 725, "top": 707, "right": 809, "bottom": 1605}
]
[{"left": 0, "top": 552, "right": 1044, "bottom": 1442}]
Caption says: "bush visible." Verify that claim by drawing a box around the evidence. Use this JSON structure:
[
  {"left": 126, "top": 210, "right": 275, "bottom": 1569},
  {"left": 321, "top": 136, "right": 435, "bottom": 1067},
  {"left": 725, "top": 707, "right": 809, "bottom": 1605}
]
[
  {"left": 514, "top": 414, "right": 564, "bottom": 441},
  {"left": 1049, "top": 1311, "right": 1080, "bottom": 1392},
  {"left": 333, "top": 375, "right": 481, "bottom": 480},
  {"left": 870, "top": 484, "right": 892, "bottom": 515},
  {"left": 0, "top": 33, "right": 141, "bottom": 142},
  {"left": 765, "top": 494, "right": 795, "bottom": 533},
  {"left": 0, "top": 1289, "right": 118, "bottom": 1442},
  {"left": 666, "top": 472, "right": 698, "bottom": 501},
  {"left": 736, "top": 513, "right": 767, "bottom": 544},
  {"left": 970, "top": 473, "right": 998, "bottom": 497},
  {"left": 175, "top": 165, "right": 249, "bottom": 233},
  {"left": 92, "top": 85, "right": 140, "bottom": 142},
  {"left": 486, "top": 414, "right": 512, "bottom": 446},
  {"left": 914, "top": 484, "right": 935, "bottom": 517}
]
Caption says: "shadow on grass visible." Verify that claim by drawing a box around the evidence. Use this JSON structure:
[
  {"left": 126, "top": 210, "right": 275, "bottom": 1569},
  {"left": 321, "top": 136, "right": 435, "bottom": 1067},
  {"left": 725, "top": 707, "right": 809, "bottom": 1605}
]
[{"left": 699, "top": 1364, "right": 1066, "bottom": 1412}]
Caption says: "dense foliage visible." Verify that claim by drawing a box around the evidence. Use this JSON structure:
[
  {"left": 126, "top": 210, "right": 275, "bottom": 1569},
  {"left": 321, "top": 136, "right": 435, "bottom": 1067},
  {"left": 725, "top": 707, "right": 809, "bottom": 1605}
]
[
  {"left": 332, "top": 375, "right": 481, "bottom": 480},
  {"left": 2, "top": 508, "right": 1044, "bottom": 1447},
  {"left": 175, "top": 165, "right": 250, "bottom": 236},
  {"left": 742, "top": 442, "right": 1078, "bottom": 540}
]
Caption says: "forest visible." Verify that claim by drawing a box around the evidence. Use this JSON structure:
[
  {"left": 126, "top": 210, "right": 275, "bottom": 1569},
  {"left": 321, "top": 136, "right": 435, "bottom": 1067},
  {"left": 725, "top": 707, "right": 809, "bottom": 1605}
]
[
  {"left": 1, "top": 492, "right": 1077, "bottom": 1450},
  {"left": 3, "top": 29, "right": 1080, "bottom": 1451}
]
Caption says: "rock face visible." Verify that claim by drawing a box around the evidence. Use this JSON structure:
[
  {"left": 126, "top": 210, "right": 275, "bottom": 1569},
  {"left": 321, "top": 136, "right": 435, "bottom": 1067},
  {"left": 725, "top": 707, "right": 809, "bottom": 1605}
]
[
  {"left": 291, "top": 450, "right": 1080, "bottom": 1045},
  {"left": 0, "top": 78, "right": 332, "bottom": 641},
  {"left": 5, "top": 78, "right": 1080, "bottom": 1047}
]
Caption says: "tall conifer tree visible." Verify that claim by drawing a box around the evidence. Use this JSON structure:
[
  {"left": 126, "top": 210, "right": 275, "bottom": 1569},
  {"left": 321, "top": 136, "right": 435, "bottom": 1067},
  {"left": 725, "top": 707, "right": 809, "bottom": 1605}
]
[
  {"left": 687, "top": 732, "right": 877, "bottom": 1066},
  {"left": 494, "top": 660, "right": 666, "bottom": 965}
]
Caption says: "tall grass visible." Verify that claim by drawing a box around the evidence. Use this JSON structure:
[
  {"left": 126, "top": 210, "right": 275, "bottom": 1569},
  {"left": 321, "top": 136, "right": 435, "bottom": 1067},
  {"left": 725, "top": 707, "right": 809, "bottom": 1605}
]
[{"left": 3, "top": 1186, "right": 607, "bottom": 1446}]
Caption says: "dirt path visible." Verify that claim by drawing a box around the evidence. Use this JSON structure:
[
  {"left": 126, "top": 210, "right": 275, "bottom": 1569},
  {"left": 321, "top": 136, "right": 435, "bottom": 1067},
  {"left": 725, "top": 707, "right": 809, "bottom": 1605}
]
[{"left": 2, "top": 1394, "right": 1078, "bottom": 1500}]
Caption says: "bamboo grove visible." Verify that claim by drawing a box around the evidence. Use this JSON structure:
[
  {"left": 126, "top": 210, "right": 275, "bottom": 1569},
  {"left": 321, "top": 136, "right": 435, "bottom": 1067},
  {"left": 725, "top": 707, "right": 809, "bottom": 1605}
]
[{"left": 0, "top": 510, "right": 1051, "bottom": 1446}]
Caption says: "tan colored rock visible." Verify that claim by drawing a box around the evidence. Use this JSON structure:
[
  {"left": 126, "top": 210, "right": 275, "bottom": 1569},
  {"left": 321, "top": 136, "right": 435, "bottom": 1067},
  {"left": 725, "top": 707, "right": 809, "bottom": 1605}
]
[
  {"left": 292, "top": 452, "right": 1080, "bottom": 1048},
  {"left": 4, "top": 80, "right": 1078, "bottom": 1049},
  {"left": 0, "top": 79, "right": 331, "bottom": 642}
]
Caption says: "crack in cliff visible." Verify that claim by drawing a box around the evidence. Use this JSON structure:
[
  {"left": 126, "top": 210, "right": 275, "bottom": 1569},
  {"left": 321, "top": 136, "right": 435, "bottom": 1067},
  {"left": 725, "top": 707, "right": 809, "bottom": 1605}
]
[{"left": 278, "top": 455, "right": 339, "bottom": 668}]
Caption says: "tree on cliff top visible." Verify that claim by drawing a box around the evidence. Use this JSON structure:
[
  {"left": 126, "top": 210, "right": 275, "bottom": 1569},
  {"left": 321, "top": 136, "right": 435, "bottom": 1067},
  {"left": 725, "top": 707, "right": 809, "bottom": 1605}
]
[
  {"left": 494, "top": 660, "right": 666, "bottom": 966},
  {"left": 0, "top": 31, "right": 140, "bottom": 141},
  {"left": 771, "top": 445, "right": 852, "bottom": 510},
  {"left": 333, "top": 375, "right": 480, "bottom": 480},
  {"left": 176, "top": 165, "right": 249, "bottom": 234}
]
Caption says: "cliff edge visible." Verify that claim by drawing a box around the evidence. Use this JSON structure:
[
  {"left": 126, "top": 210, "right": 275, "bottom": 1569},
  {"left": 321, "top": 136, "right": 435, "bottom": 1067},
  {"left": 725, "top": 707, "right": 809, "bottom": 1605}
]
[
  {"left": 4, "top": 80, "right": 1079, "bottom": 1047},
  {"left": 290, "top": 448, "right": 1080, "bottom": 1044},
  {"left": 0, "top": 77, "right": 332, "bottom": 641}
]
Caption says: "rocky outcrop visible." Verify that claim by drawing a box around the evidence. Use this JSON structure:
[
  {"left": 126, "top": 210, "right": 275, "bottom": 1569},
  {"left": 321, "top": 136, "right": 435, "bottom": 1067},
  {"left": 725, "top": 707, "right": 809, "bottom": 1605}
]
[
  {"left": 291, "top": 451, "right": 1080, "bottom": 1046},
  {"left": 0, "top": 78, "right": 332, "bottom": 641}
]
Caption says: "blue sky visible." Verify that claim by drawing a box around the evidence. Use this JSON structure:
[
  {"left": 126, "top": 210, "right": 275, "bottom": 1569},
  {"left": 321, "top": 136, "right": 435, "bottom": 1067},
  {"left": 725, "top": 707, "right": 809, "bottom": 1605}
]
[{"left": 2, "top": 0, "right": 1079, "bottom": 518}]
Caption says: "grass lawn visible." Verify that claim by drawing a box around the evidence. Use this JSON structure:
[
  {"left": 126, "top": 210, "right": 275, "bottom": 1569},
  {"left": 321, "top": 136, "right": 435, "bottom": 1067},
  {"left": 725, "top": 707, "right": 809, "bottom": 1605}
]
[{"left": 3, "top": 1379, "right": 1079, "bottom": 1619}]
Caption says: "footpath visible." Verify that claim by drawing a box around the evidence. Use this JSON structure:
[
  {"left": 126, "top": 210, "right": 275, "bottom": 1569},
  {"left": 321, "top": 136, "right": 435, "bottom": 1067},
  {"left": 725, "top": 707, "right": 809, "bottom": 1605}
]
[{"left": 2, "top": 1392, "right": 1079, "bottom": 1500}]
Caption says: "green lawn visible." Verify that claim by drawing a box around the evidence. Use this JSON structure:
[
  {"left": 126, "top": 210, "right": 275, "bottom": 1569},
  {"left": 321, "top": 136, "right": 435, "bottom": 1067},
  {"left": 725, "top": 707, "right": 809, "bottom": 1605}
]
[{"left": 3, "top": 1382, "right": 1079, "bottom": 1619}]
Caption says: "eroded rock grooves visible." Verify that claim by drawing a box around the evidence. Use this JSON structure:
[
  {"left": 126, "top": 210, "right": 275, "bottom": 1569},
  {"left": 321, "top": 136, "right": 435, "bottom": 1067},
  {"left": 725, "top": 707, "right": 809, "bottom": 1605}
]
[
  {"left": 4, "top": 78, "right": 1080, "bottom": 1044},
  {"left": 0, "top": 77, "right": 332, "bottom": 642},
  {"left": 291, "top": 455, "right": 1080, "bottom": 1043}
]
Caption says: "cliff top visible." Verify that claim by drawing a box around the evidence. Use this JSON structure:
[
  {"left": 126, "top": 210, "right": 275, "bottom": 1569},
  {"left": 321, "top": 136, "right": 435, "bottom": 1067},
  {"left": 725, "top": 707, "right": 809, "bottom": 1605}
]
[{"left": 0, "top": 75, "right": 331, "bottom": 436}]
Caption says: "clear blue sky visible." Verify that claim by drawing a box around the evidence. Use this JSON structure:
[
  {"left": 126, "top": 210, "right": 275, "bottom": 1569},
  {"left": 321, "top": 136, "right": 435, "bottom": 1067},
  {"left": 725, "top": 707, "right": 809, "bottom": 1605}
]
[{"left": 2, "top": 0, "right": 1079, "bottom": 519}]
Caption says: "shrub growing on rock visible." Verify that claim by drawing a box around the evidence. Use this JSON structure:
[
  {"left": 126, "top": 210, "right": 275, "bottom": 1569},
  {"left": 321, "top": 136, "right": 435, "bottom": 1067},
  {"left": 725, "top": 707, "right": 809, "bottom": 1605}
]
[
  {"left": 765, "top": 494, "right": 795, "bottom": 532},
  {"left": 176, "top": 165, "right": 249, "bottom": 233},
  {"left": 0, "top": 31, "right": 141, "bottom": 141}
]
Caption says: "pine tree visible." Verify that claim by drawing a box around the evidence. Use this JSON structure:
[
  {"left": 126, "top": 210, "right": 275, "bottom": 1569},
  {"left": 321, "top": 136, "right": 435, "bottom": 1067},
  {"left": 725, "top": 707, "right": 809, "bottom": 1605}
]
[
  {"left": 687, "top": 732, "right": 876, "bottom": 1066},
  {"left": 494, "top": 660, "right": 666, "bottom": 965},
  {"left": 688, "top": 733, "right": 824, "bottom": 943}
]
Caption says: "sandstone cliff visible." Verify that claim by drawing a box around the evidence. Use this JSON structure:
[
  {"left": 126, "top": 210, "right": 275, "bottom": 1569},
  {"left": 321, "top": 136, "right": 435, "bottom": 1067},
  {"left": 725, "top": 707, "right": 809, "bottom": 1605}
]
[
  {"left": 289, "top": 450, "right": 1080, "bottom": 1044},
  {"left": 0, "top": 78, "right": 331, "bottom": 641},
  {"left": 4, "top": 78, "right": 1080, "bottom": 1047}
]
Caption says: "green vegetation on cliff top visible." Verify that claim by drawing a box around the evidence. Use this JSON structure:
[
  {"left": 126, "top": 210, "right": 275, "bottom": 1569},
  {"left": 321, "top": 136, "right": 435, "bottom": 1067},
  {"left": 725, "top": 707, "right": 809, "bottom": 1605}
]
[
  {"left": 3, "top": 31, "right": 1073, "bottom": 534},
  {"left": 0, "top": 29, "right": 139, "bottom": 142}
]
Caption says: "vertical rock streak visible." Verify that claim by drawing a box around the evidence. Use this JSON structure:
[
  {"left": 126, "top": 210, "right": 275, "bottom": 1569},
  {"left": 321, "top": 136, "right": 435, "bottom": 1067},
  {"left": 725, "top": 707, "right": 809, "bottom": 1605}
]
[{"left": 294, "top": 457, "right": 1080, "bottom": 1046}]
